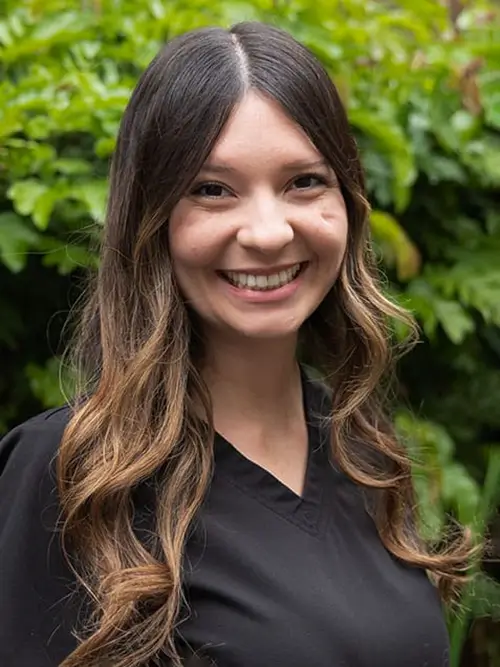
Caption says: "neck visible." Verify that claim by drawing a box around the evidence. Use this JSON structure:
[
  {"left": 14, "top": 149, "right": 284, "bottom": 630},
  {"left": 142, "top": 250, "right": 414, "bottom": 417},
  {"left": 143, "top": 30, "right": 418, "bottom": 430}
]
[{"left": 201, "top": 332, "right": 302, "bottom": 426}]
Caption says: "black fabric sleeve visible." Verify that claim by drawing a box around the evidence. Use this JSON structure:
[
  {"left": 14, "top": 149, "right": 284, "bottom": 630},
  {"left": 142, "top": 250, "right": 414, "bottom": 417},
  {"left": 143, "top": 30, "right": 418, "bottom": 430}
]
[
  {"left": 0, "top": 407, "right": 80, "bottom": 667},
  {"left": 0, "top": 408, "right": 212, "bottom": 667}
]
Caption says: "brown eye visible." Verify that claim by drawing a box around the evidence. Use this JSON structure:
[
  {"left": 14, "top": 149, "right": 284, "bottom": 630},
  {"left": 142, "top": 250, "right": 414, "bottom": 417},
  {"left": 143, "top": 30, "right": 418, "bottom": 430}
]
[
  {"left": 291, "top": 173, "right": 328, "bottom": 190},
  {"left": 191, "top": 182, "right": 231, "bottom": 198}
]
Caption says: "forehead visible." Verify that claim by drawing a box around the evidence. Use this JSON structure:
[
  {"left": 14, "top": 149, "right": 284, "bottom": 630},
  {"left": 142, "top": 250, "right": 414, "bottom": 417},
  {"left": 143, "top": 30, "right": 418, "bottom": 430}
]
[{"left": 206, "top": 91, "right": 322, "bottom": 167}]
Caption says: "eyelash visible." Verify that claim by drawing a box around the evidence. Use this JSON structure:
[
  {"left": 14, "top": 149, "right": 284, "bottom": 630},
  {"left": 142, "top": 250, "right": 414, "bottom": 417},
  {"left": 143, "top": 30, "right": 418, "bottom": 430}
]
[{"left": 190, "top": 173, "right": 331, "bottom": 199}]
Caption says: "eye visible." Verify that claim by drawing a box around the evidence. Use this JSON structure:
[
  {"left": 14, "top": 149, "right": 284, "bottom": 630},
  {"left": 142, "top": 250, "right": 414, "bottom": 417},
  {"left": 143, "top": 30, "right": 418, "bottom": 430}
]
[
  {"left": 190, "top": 182, "right": 232, "bottom": 199},
  {"left": 290, "top": 173, "right": 329, "bottom": 190}
]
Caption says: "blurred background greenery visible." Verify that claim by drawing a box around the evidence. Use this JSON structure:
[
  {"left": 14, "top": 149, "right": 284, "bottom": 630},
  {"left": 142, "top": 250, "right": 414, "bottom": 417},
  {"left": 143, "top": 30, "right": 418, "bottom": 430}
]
[{"left": 1, "top": 0, "right": 499, "bottom": 664}]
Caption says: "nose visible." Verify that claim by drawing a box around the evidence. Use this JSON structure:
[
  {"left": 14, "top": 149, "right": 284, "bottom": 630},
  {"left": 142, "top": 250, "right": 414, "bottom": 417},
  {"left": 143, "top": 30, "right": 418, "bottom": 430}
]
[{"left": 236, "top": 197, "right": 294, "bottom": 254}]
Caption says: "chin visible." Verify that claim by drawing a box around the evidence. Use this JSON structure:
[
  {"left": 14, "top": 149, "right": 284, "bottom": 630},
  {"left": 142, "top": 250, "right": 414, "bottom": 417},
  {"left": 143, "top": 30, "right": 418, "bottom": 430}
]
[
  {"left": 226, "top": 318, "right": 304, "bottom": 341},
  {"left": 240, "top": 328, "right": 298, "bottom": 340}
]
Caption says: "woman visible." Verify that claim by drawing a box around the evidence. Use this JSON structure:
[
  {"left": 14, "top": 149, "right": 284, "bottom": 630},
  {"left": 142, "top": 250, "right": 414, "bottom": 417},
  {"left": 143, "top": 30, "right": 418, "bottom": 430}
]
[{"left": 0, "top": 21, "right": 470, "bottom": 667}]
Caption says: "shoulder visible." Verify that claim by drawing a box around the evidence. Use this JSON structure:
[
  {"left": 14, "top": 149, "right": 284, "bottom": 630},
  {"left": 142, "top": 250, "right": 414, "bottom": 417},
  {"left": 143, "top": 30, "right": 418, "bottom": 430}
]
[
  {"left": 0, "top": 406, "right": 81, "bottom": 665},
  {"left": 0, "top": 405, "right": 72, "bottom": 497},
  {"left": 0, "top": 405, "right": 73, "bottom": 561}
]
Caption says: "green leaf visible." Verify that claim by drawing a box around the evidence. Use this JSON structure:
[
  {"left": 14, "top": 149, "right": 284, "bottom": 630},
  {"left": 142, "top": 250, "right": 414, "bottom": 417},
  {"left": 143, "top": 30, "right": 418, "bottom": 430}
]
[
  {"left": 69, "top": 181, "right": 108, "bottom": 223},
  {"left": 370, "top": 210, "right": 421, "bottom": 280},
  {"left": 451, "top": 110, "right": 481, "bottom": 142},
  {"left": 220, "top": 1, "right": 263, "bottom": 25},
  {"left": 442, "top": 462, "right": 481, "bottom": 525},
  {"left": 468, "top": 573, "right": 500, "bottom": 621},
  {"left": 418, "top": 155, "right": 467, "bottom": 185},
  {"left": 0, "top": 111, "right": 23, "bottom": 139},
  {"left": 350, "top": 109, "right": 416, "bottom": 212},
  {"left": 433, "top": 299, "right": 476, "bottom": 344},
  {"left": 7, "top": 179, "right": 48, "bottom": 222},
  {"left": 479, "top": 71, "right": 500, "bottom": 130},
  {"left": 0, "top": 212, "right": 41, "bottom": 272},
  {"left": 41, "top": 239, "right": 99, "bottom": 275},
  {"left": 32, "top": 189, "right": 59, "bottom": 229},
  {"left": 462, "top": 138, "right": 500, "bottom": 186},
  {"left": 51, "top": 158, "right": 93, "bottom": 175},
  {"left": 0, "top": 20, "right": 13, "bottom": 47},
  {"left": 95, "top": 136, "right": 116, "bottom": 158},
  {"left": 25, "top": 358, "right": 66, "bottom": 409}
]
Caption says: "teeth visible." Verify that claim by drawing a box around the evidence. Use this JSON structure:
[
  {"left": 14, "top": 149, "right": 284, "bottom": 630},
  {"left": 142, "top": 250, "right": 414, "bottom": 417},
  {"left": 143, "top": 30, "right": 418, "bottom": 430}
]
[{"left": 224, "top": 263, "right": 302, "bottom": 290}]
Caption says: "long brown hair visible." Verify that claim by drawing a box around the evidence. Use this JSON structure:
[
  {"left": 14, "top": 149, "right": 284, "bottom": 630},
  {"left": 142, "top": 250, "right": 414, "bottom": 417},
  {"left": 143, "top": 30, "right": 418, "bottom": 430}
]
[{"left": 58, "top": 21, "right": 473, "bottom": 667}]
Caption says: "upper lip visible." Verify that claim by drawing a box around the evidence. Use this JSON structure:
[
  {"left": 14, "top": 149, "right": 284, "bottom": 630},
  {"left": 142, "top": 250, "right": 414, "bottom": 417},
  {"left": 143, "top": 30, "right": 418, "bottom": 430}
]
[{"left": 219, "top": 262, "right": 306, "bottom": 275}]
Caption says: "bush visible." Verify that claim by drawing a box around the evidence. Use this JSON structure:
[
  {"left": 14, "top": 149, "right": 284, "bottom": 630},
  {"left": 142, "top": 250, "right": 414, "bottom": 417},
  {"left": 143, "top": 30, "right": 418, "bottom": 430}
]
[{"left": 1, "top": 0, "right": 500, "bottom": 663}]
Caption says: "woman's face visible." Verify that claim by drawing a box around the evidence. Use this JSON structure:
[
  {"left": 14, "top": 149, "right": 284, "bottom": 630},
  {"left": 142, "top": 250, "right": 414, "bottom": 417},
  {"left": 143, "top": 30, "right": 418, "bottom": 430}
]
[{"left": 168, "top": 91, "right": 348, "bottom": 342}]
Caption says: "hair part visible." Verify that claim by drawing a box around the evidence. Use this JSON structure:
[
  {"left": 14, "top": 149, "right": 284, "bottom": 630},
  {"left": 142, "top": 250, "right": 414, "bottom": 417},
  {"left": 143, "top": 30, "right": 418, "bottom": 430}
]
[{"left": 58, "top": 21, "right": 474, "bottom": 667}]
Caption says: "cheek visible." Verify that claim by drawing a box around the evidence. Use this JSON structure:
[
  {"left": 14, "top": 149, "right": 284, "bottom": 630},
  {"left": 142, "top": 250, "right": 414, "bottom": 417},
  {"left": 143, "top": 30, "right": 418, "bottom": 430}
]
[
  {"left": 170, "top": 231, "right": 211, "bottom": 269},
  {"left": 307, "top": 197, "right": 349, "bottom": 261},
  {"left": 168, "top": 215, "right": 217, "bottom": 306},
  {"left": 169, "top": 207, "right": 224, "bottom": 269}
]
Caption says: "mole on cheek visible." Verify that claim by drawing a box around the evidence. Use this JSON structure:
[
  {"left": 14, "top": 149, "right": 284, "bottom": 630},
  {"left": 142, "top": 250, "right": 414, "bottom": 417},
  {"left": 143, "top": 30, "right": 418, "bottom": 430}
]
[{"left": 316, "top": 212, "right": 339, "bottom": 230}]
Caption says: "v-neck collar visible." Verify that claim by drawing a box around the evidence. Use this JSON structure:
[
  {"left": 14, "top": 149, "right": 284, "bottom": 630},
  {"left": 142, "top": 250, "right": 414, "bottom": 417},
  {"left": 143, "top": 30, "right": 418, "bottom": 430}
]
[{"left": 213, "top": 367, "right": 329, "bottom": 536}]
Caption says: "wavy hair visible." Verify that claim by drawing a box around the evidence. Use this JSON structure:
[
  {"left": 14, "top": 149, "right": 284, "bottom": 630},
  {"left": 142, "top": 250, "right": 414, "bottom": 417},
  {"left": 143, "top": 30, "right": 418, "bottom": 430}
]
[{"left": 58, "top": 21, "right": 473, "bottom": 667}]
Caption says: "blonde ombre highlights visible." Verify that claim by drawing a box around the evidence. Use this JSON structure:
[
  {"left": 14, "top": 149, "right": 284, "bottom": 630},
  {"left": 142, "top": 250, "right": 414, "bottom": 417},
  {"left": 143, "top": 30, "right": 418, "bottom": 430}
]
[{"left": 57, "top": 21, "right": 473, "bottom": 667}]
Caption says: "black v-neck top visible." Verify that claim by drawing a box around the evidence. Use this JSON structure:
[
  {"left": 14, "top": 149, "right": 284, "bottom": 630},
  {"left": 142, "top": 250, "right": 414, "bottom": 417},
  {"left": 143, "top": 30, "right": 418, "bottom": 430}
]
[{"left": 0, "top": 374, "right": 450, "bottom": 666}]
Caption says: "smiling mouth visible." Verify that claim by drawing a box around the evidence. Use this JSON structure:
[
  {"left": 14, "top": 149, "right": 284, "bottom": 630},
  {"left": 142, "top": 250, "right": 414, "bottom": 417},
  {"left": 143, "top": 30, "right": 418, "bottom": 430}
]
[{"left": 218, "top": 262, "right": 308, "bottom": 291}]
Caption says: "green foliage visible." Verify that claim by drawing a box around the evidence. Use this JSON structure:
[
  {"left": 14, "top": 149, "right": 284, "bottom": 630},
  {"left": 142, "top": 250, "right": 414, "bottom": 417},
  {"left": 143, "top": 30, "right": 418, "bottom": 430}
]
[{"left": 1, "top": 0, "right": 500, "bottom": 664}]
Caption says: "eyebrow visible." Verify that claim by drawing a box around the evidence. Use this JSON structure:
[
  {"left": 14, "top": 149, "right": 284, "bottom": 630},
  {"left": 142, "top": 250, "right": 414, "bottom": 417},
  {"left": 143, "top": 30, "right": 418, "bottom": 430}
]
[{"left": 199, "top": 158, "right": 331, "bottom": 175}]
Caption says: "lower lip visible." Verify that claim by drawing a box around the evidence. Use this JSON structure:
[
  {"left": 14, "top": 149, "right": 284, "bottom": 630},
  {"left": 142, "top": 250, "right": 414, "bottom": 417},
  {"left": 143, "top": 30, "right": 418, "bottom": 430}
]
[{"left": 218, "top": 267, "right": 306, "bottom": 303}]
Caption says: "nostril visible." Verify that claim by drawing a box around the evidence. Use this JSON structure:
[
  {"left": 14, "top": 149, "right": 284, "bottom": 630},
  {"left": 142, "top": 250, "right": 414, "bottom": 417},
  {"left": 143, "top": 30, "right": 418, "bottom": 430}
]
[{"left": 236, "top": 221, "right": 294, "bottom": 251}]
